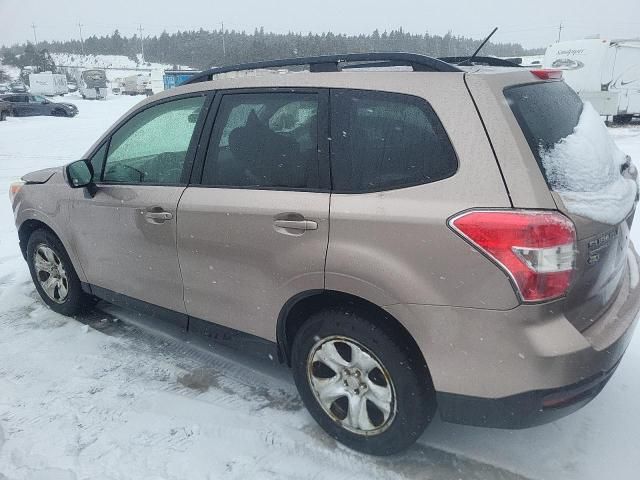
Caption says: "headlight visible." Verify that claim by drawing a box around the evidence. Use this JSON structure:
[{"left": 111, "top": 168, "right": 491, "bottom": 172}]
[{"left": 9, "top": 180, "right": 25, "bottom": 204}]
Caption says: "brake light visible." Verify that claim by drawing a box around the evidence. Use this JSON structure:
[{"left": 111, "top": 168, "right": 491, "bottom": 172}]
[
  {"left": 450, "top": 210, "right": 576, "bottom": 302},
  {"left": 531, "top": 69, "right": 563, "bottom": 81},
  {"left": 9, "top": 180, "right": 24, "bottom": 204}
]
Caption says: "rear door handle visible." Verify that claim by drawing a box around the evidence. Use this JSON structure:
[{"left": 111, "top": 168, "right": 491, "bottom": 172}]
[{"left": 273, "top": 219, "right": 318, "bottom": 231}]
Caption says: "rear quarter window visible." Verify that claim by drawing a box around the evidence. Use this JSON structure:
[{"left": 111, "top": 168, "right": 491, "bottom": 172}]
[
  {"left": 330, "top": 90, "right": 458, "bottom": 192},
  {"left": 504, "top": 81, "right": 583, "bottom": 181}
]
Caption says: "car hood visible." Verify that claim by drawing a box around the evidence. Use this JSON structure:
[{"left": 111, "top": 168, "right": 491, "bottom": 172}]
[
  {"left": 22, "top": 167, "right": 61, "bottom": 184},
  {"left": 57, "top": 103, "right": 77, "bottom": 109}
]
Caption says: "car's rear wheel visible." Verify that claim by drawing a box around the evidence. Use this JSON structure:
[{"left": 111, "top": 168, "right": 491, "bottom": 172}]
[
  {"left": 27, "top": 229, "right": 94, "bottom": 316},
  {"left": 0, "top": 111, "right": 7, "bottom": 121},
  {"left": 291, "top": 307, "right": 436, "bottom": 455}
]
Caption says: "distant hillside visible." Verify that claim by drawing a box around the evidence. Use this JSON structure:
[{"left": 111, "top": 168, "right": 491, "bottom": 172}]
[
  {"left": 50, "top": 53, "right": 184, "bottom": 71},
  {"left": 1, "top": 28, "right": 544, "bottom": 70},
  {"left": 49, "top": 53, "right": 189, "bottom": 81}
]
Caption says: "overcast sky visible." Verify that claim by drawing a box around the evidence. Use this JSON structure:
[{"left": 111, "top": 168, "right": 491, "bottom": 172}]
[{"left": 1, "top": 0, "right": 639, "bottom": 49}]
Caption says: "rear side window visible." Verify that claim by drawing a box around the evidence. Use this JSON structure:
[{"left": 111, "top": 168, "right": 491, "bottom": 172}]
[
  {"left": 330, "top": 90, "right": 457, "bottom": 192},
  {"left": 504, "top": 81, "right": 583, "bottom": 180},
  {"left": 202, "top": 93, "right": 320, "bottom": 189}
]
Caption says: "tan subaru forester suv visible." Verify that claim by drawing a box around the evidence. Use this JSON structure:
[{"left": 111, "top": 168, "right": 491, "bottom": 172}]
[{"left": 9, "top": 53, "right": 640, "bottom": 455}]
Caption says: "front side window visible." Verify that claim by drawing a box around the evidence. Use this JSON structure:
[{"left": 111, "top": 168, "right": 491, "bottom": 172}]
[
  {"left": 330, "top": 90, "right": 458, "bottom": 192},
  {"left": 202, "top": 93, "right": 319, "bottom": 189},
  {"left": 102, "top": 95, "right": 205, "bottom": 184}
]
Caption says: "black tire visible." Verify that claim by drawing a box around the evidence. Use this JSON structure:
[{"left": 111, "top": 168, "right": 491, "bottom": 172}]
[
  {"left": 52, "top": 109, "right": 67, "bottom": 117},
  {"left": 291, "top": 307, "right": 436, "bottom": 455},
  {"left": 0, "top": 111, "right": 6, "bottom": 121},
  {"left": 26, "top": 229, "right": 95, "bottom": 316}
]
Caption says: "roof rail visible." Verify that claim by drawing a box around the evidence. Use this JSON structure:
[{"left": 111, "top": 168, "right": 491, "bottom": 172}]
[
  {"left": 182, "top": 52, "right": 463, "bottom": 85},
  {"left": 439, "top": 56, "right": 522, "bottom": 68}
]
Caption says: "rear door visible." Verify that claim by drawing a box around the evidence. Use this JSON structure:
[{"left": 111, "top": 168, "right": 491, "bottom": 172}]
[
  {"left": 503, "top": 79, "right": 637, "bottom": 330},
  {"left": 177, "top": 89, "right": 330, "bottom": 341}
]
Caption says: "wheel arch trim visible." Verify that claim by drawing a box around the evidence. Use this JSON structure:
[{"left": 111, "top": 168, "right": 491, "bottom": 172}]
[
  {"left": 276, "top": 289, "right": 431, "bottom": 377},
  {"left": 17, "top": 214, "right": 88, "bottom": 283}
]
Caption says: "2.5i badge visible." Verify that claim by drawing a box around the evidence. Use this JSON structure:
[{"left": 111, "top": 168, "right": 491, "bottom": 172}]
[{"left": 587, "top": 228, "right": 618, "bottom": 265}]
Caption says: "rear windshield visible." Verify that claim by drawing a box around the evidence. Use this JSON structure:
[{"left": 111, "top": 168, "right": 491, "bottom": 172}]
[{"left": 504, "top": 81, "right": 583, "bottom": 181}]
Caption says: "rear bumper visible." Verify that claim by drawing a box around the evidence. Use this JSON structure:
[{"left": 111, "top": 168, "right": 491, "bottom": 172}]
[
  {"left": 384, "top": 245, "right": 640, "bottom": 429},
  {"left": 435, "top": 356, "right": 621, "bottom": 428}
]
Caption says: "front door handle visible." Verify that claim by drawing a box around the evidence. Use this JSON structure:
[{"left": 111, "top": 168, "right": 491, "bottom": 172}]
[
  {"left": 144, "top": 210, "right": 173, "bottom": 223},
  {"left": 273, "top": 219, "right": 318, "bottom": 231}
]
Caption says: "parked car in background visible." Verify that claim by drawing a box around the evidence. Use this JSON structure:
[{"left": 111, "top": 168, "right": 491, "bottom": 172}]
[
  {"left": 9, "top": 81, "right": 28, "bottom": 93},
  {"left": 110, "top": 77, "right": 125, "bottom": 95},
  {"left": 9, "top": 53, "right": 640, "bottom": 455},
  {"left": 0, "top": 94, "right": 78, "bottom": 117},
  {"left": 0, "top": 98, "right": 12, "bottom": 121}
]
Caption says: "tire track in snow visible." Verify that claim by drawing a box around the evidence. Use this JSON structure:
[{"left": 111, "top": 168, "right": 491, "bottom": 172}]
[{"left": 83, "top": 303, "right": 532, "bottom": 480}]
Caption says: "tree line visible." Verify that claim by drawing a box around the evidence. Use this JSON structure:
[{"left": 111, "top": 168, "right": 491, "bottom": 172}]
[{"left": 1, "top": 28, "right": 543, "bottom": 70}]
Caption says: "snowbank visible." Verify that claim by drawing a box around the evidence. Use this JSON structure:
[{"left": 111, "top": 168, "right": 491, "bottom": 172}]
[{"left": 541, "top": 102, "right": 638, "bottom": 225}]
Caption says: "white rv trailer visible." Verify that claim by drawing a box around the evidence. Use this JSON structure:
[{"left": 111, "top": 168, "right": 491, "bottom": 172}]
[
  {"left": 122, "top": 74, "right": 151, "bottom": 95},
  {"left": 79, "top": 69, "right": 108, "bottom": 99},
  {"left": 543, "top": 38, "right": 640, "bottom": 122},
  {"left": 28, "top": 72, "right": 68, "bottom": 96},
  {"left": 150, "top": 69, "right": 164, "bottom": 95}
]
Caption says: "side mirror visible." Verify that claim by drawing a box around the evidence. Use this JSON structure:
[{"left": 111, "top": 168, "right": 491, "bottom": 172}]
[{"left": 66, "top": 159, "right": 93, "bottom": 188}]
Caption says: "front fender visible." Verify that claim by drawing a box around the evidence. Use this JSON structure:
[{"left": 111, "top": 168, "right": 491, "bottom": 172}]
[{"left": 14, "top": 184, "right": 88, "bottom": 284}]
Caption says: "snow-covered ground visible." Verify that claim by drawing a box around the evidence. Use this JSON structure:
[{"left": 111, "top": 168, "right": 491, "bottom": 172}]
[{"left": 0, "top": 97, "right": 639, "bottom": 479}]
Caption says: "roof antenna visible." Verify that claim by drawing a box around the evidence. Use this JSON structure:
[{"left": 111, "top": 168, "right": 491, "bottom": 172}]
[{"left": 460, "top": 27, "right": 498, "bottom": 66}]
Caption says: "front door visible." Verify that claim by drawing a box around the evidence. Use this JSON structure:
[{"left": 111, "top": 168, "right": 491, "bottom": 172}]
[
  {"left": 69, "top": 94, "right": 209, "bottom": 313},
  {"left": 177, "top": 90, "right": 330, "bottom": 340}
]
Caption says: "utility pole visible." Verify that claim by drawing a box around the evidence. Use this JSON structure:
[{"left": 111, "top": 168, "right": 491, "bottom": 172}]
[
  {"left": 221, "top": 21, "right": 226, "bottom": 58},
  {"left": 138, "top": 24, "right": 145, "bottom": 63},
  {"left": 557, "top": 21, "right": 563, "bottom": 43},
  {"left": 78, "top": 22, "right": 85, "bottom": 55},
  {"left": 31, "top": 22, "right": 38, "bottom": 47}
]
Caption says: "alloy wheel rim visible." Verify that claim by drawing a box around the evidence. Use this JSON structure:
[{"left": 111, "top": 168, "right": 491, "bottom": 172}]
[
  {"left": 307, "top": 335, "right": 397, "bottom": 435},
  {"left": 33, "top": 244, "right": 69, "bottom": 304}
]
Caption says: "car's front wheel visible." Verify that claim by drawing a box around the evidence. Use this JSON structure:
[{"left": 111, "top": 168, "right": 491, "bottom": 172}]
[
  {"left": 27, "top": 229, "right": 94, "bottom": 316},
  {"left": 291, "top": 307, "right": 436, "bottom": 455},
  {"left": 52, "top": 109, "right": 68, "bottom": 117}
]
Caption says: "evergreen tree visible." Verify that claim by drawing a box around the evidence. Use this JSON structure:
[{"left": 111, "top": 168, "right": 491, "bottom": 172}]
[{"left": 1, "top": 28, "right": 543, "bottom": 70}]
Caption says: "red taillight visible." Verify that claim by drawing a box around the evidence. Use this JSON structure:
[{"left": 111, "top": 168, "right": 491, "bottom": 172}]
[
  {"left": 450, "top": 210, "right": 576, "bottom": 302},
  {"left": 531, "top": 69, "right": 563, "bottom": 81}
]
